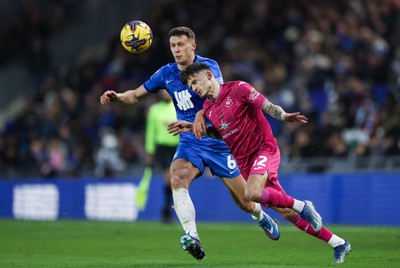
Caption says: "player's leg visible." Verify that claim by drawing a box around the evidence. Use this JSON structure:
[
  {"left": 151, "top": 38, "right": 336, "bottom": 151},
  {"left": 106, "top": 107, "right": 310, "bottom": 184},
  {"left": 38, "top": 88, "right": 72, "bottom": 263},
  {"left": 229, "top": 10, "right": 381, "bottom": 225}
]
[
  {"left": 246, "top": 173, "right": 297, "bottom": 208},
  {"left": 272, "top": 207, "right": 328, "bottom": 237},
  {"left": 272, "top": 207, "right": 351, "bottom": 263},
  {"left": 264, "top": 163, "right": 351, "bottom": 263},
  {"left": 246, "top": 173, "right": 322, "bottom": 231},
  {"left": 170, "top": 154, "right": 205, "bottom": 261},
  {"left": 221, "top": 175, "right": 280, "bottom": 240},
  {"left": 219, "top": 175, "right": 256, "bottom": 213},
  {"left": 246, "top": 149, "right": 323, "bottom": 231},
  {"left": 170, "top": 158, "right": 200, "bottom": 238},
  {"left": 203, "top": 143, "right": 279, "bottom": 240}
]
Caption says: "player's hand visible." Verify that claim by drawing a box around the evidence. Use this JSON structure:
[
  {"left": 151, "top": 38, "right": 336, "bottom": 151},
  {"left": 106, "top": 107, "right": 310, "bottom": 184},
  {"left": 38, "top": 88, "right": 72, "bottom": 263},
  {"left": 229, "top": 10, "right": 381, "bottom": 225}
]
[
  {"left": 167, "top": 120, "right": 193, "bottom": 136},
  {"left": 100, "top": 90, "right": 119, "bottom": 104},
  {"left": 283, "top": 112, "right": 308, "bottom": 123},
  {"left": 193, "top": 110, "right": 206, "bottom": 139}
]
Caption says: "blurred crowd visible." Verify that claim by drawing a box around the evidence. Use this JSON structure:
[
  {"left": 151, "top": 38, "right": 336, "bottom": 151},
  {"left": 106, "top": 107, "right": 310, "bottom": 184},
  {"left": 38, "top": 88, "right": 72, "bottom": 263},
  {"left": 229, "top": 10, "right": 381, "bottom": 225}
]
[
  {"left": 0, "top": 0, "right": 399, "bottom": 178},
  {"left": 0, "top": 0, "right": 83, "bottom": 66}
]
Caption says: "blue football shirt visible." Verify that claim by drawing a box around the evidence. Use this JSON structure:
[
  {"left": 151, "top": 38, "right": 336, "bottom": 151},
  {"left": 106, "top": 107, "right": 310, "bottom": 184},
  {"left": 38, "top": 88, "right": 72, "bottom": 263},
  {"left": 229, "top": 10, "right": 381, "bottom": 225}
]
[{"left": 143, "top": 55, "right": 224, "bottom": 146}]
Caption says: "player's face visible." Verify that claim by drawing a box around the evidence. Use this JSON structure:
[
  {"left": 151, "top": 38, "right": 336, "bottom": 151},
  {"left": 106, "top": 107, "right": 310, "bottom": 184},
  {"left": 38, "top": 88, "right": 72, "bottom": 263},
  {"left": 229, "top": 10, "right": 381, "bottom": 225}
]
[
  {"left": 169, "top": 35, "right": 196, "bottom": 67},
  {"left": 187, "top": 71, "right": 212, "bottom": 98}
]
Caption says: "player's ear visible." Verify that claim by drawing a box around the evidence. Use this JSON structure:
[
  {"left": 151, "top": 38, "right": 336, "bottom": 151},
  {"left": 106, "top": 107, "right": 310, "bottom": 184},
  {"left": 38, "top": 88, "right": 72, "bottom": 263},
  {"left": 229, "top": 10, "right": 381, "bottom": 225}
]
[
  {"left": 192, "top": 41, "right": 196, "bottom": 51},
  {"left": 206, "top": 70, "right": 213, "bottom": 80}
]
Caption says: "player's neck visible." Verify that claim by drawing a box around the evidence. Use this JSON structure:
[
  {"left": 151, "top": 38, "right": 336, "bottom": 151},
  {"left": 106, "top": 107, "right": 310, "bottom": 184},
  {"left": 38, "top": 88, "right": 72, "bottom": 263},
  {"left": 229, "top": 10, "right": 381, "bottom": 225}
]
[
  {"left": 177, "top": 54, "right": 196, "bottom": 71},
  {"left": 208, "top": 81, "right": 220, "bottom": 101},
  {"left": 177, "top": 63, "right": 186, "bottom": 71}
]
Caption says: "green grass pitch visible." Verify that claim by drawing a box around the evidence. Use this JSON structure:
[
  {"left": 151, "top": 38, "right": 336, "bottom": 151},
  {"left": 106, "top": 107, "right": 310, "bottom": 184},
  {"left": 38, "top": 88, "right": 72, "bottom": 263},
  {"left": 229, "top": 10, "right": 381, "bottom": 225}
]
[{"left": 0, "top": 220, "right": 399, "bottom": 267}]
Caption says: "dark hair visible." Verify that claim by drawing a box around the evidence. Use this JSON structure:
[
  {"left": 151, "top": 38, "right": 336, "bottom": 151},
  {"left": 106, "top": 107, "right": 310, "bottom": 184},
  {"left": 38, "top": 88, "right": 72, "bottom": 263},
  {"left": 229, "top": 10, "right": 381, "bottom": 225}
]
[
  {"left": 168, "top": 26, "right": 196, "bottom": 40},
  {"left": 180, "top": 62, "right": 211, "bottom": 84}
]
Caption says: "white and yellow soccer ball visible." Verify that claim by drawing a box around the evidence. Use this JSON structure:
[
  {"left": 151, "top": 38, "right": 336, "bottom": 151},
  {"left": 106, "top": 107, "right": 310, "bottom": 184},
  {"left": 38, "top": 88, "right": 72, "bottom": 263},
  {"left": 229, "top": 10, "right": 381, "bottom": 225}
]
[{"left": 120, "top": 20, "right": 153, "bottom": 53}]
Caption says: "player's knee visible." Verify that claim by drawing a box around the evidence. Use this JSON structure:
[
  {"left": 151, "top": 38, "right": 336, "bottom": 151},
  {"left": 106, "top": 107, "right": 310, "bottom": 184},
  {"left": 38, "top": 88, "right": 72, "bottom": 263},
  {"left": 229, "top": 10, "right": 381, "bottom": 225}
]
[
  {"left": 170, "top": 168, "right": 191, "bottom": 189},
  {"left": 244, "top": 187, "right": 261, "bottom": 203}
]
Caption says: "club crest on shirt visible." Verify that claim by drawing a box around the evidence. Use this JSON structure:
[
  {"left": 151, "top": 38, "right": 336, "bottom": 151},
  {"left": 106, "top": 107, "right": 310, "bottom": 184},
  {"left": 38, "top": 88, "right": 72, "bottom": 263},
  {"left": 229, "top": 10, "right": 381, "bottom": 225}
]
[
  {"left": 225, "top": 97, "right": 233, "bottom": 107},
  {"left": 249, "top": 88, "right": 260, "bottom": 101}
]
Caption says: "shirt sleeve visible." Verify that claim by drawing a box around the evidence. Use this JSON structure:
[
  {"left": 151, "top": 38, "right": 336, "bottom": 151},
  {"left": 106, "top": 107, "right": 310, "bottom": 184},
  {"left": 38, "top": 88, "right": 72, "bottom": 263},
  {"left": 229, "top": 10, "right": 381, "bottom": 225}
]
[
  {"left": 236, "top": 81, "right": 267, "bottom": 109},
  {"left": 143, "top": 67, "right": 164, "bottom": 93},
  {"left": 199, "top": 57, "right": 224, "bottom": 84},
  {"left": 209, "top": 61, "right": 224, "bottom": 84}
]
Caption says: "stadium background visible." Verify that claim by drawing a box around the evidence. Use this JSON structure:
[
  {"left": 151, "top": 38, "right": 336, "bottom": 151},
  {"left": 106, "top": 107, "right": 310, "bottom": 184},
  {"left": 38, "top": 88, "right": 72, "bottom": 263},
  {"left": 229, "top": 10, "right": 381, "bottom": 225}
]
[{"left": 0, "top": 0, "right": 399, "bottom": 226}]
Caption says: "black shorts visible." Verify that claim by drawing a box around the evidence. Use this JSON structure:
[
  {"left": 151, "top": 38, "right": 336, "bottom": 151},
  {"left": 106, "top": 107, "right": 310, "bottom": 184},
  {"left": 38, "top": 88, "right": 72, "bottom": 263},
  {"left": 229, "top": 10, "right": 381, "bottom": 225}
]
[{"left": 155, "top": 145, "right": 177, "bottom": 170}]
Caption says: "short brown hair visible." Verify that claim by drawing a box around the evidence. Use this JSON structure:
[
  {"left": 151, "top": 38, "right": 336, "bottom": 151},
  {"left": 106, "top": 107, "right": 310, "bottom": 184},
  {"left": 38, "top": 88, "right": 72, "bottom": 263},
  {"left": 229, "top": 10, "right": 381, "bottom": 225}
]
[
  {"left": 168, "top": 26, "right": 195, "bottom": 40},
  {"left": 180, "top": 62, "right": 211, "bottom": 85}
]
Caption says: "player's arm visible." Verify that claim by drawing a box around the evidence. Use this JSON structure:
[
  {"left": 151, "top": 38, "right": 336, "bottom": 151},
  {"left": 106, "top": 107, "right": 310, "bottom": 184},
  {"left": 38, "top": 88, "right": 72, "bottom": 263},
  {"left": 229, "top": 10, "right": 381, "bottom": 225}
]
[
  {"left": 262, "top": 100, "right": 308, "bottom": 123},
  {"left": 193, "top": 110, "right": 206, "bottom": 139},
  {"left": 167, "top": 120, "right": 193, "bottom": 136},
  {"left": 168, "top": 120, "right": 222, "bottom": 140},
  {"left": 100, "top": 85, "right": 150, "bottom": 105}
]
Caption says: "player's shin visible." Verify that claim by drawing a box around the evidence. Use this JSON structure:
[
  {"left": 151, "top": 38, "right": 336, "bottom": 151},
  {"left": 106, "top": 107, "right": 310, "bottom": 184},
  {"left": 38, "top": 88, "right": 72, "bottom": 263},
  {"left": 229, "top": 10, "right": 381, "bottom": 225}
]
[
  {"left": 259, "top": 187, "right": 295, "bottom": 208},
  {"left": 291, "top": 214, "right": 333, "bottom": 242},
  {"left": 172, "top": 188, "right": 199, "bottom": 239}
]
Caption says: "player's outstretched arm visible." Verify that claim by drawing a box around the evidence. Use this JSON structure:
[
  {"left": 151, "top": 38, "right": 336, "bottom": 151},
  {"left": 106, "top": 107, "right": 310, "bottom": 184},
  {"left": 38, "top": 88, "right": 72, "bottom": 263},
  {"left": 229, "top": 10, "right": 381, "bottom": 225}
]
[
  {"left": 262, "top": 100, "right": 308, "bottom": 124},
  {"left": 100, "top": 85, "right": 150, "bottom": 105}
]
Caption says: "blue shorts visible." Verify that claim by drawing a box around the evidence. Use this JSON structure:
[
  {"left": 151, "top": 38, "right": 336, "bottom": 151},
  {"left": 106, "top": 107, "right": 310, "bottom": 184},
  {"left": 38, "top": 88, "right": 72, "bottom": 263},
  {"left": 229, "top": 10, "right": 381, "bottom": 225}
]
[{"left": 172, "top": 140, "right": 240, "bottom": 179}]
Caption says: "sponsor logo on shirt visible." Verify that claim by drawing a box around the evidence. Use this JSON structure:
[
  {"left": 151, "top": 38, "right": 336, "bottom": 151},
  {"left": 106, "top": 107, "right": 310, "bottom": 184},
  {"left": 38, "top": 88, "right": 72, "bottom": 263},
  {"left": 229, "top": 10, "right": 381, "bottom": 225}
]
[
  {"left": 222, "top": 128, "right": 238, "bottom": 139},
  {"left": 174, "top": 90, "right": 194, "bottom": 111}
]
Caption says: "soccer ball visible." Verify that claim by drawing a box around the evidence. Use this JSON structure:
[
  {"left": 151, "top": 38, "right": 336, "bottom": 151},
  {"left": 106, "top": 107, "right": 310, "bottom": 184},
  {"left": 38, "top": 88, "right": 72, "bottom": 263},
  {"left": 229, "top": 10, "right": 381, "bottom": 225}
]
[{"left": 120, "top": 20, "right": 153, "bottom": 53}]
